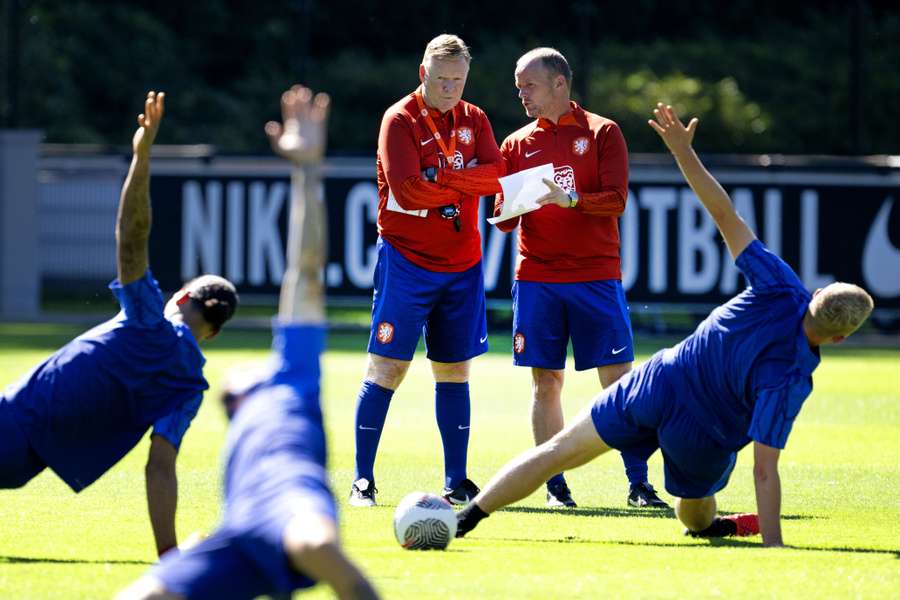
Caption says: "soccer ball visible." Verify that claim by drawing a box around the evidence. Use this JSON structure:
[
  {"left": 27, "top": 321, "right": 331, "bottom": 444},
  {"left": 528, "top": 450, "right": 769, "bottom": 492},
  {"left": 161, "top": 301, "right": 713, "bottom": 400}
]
[{"left": 393, "top": 492, "right": 457, "bottom": 550}]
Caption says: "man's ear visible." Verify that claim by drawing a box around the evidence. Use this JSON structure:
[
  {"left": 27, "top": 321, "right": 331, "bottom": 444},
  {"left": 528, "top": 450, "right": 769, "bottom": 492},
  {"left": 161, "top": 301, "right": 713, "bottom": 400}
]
[
  {"left": 831, "top": 335, "right": 846, "bottom": 345},
  {"left": 419, "top": 64, "right": 426, "bottom": 83}
]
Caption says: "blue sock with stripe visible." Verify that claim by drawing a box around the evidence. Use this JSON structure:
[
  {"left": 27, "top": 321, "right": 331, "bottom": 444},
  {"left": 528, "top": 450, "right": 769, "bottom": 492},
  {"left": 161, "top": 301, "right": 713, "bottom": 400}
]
[
  {"left": 353, "top": 381, "right": 394, "bottom": 482},
  {"left": 435, "top": 381, "right": 471, "bottom": 489}
]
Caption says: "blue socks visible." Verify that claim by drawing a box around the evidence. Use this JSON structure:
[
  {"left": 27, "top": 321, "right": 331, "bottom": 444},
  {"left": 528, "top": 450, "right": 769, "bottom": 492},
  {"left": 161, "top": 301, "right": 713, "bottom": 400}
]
[
  {"left": 353, "top": 381, "right": 394, "bottom": 482},
  {"left": 621, "top": 450, "right": 649, "bottom": 487},
  {"left": 435, "top": 381, "right": 471, "bottom": 489}
]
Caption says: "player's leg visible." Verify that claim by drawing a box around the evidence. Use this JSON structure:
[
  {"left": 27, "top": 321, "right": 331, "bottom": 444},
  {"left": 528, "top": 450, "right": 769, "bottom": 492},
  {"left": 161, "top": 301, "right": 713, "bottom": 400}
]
[
  {"left": 658, "top": 406, "right": 759, "bottom": 538},
  {"left": 284, "top": 511, "right": 379, "bottom": 600},
  {"left": 425, "top": 260, "right": 488, "bottom": 504},
  {"left": 351, "top": 239, "right": 434, "bottom": 506},
  {"left": 456, "top": 404, "right": 612, "bottom": 536},
  {"left": 511, "top": 281, "right": 574, "bottom": 505}
]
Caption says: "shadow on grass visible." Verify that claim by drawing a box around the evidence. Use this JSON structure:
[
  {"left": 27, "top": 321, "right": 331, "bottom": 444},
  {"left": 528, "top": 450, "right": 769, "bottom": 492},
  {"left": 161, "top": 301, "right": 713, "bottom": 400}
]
[
  {"left": 499, "top": 505, "right": 816, "bottom": 521},
  {"left": 477, "top": 536, "right": 900, "bottom": 558},
  {"left": 0, "top": 554, "right": 152, "bottom": 565}
]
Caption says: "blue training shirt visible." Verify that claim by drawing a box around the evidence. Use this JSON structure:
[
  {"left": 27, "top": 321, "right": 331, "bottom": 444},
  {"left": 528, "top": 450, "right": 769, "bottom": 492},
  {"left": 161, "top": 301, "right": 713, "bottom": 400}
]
[
  {"left": 2, "top": 271, "right": 207, "bottom": 491},
  {"left": 661, "top": 240, "right": 820, "bottom": 450},
  {"left": 220, "top": 321, "right": 331, "bottom": 592}
]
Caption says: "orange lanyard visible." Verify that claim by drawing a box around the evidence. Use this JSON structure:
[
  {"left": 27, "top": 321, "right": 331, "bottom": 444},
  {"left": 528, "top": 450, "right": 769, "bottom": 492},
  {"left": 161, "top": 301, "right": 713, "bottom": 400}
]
[{"left": 415, "top": 89, "right": 458, "bottom": 168}]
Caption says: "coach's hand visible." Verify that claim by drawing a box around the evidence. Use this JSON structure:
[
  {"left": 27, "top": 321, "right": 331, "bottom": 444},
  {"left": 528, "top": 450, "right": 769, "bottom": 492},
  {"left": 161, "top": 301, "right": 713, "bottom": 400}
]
[
  {"left": 536, "top": 178, "right": 570, "bottom": 208},
  {"left": 266, "top": 85, "right": 330, "bottom": 164},
  {"left": 133, "top": 91, "right": 165, "bottom": 158},
  {"left": 648, "top": 102, "right": 698, "bottom": 156}
]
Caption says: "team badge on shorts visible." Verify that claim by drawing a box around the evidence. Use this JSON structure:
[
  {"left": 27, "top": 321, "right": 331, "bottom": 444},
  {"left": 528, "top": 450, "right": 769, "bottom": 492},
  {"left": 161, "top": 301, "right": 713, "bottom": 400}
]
[
  {"left": 513, "top": 332, "right": 526, "bottom": 354},
  {"left": 376, "top": 322, "right": 395, "bottom": 344},
  {"left": 572, "top": 136, "right": 590, "bottom": 156},
  {"left": 456, "top": 126, "right": 474, "bottom": 146}
]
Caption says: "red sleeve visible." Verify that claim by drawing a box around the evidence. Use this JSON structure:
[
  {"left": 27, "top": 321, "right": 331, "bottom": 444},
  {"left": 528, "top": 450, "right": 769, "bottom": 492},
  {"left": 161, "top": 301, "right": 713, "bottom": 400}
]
[
  {"left": 379, "top": 112, "right": 462, "bottom": 210},
  {"left": 579, "top": 122, "right": 628, "bottom": 216},
  {"left": 437, "top": 110, "right": 504, "bottom": 196},
  {"left": 492, "top": 139, "right": 519, "bottom": 232}
]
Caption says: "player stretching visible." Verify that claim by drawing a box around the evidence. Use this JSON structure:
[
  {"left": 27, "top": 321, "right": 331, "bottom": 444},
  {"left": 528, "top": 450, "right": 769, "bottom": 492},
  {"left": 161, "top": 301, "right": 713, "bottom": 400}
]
[
  {"left": 0, "top": 92, "right": 238, "bottom": 557},
  {"left": 456, "top": 103, "right": 873, "bottom": 546},
  {"left": 117, "top": 86, "right": 379, "bottom": 600}
]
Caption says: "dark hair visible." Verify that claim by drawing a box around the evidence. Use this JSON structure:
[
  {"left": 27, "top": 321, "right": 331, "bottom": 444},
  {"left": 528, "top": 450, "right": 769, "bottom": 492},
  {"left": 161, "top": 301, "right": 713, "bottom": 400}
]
[{"left": 186, "top": 275, "right": 239, "bottom": 332}]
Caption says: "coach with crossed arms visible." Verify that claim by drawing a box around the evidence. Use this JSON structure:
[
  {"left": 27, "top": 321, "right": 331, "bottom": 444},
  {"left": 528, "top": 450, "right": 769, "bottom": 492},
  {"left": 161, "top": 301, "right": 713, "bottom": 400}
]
[{"left": 349, "top": 34, "right": 504, "bottom": 507}]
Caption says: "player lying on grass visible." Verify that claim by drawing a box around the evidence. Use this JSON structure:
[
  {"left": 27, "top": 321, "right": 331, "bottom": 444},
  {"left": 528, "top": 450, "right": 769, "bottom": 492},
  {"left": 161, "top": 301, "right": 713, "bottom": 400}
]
[
  {"left": 117, "top": 85, "right": 379, "bottom": 600},
  {"left": 456, "top": 103, "right": 874, "bottom": 546},
  {"left": 0, "top": 91, "right": 238, "bottom": 557}
]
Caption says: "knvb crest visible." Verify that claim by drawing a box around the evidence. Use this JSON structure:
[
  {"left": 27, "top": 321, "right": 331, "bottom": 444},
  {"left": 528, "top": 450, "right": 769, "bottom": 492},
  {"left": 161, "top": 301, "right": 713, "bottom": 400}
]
[
  {"left": 553, "top": 165, "right": 576, "bottom": 193},
  {"left": 376, "top": 322, "right": 395, "bottom": 344},
  {"left": 572, "top": 136, "right": 590, "bottom": 156},
  {"left": 456, "top": 126, "right": 474, "bottom": 146},
  {"left": 513, "top": 332, "right": 526, "bottom": 354}
]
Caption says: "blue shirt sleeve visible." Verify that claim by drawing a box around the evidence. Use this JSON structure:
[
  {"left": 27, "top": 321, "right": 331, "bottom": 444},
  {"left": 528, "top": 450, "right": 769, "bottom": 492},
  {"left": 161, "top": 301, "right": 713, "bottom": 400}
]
[
  {"left": 748, "top": 375, "right": 812, "bottom": 449},
  {"left": 108, "top": 270, "right": 166, "bottom": 328},
  {"left": 735, "top": 240, "right": 805, "bottom": 295},
  {"left": 152, "top": 394, "right": 202, "bottom": 450}
]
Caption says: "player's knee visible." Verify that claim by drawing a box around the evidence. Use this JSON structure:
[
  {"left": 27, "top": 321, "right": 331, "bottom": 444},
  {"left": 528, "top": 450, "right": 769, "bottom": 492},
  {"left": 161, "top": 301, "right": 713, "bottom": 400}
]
[
  {"left": 532, "top": 369, "right": 564, "bottom": 399},
  {"left": 675, "top": 497, "right": 716, "bottom": 531},
  {"left": 365, "top": 355, "right": 408, "bottom": 389}
]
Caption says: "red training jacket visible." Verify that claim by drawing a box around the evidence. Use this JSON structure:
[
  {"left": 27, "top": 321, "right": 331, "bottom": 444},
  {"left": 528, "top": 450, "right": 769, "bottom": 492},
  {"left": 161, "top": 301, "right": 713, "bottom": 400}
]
[
  {"left": 495, "top": 102, "right": 628, "bottom": 282},
  {"left": 376, "top": 89, "right": 503, "bottom": 272}
]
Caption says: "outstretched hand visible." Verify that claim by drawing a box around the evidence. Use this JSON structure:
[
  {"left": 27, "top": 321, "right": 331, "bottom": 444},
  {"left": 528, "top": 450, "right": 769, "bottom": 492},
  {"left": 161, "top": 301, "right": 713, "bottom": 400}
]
[
  {"left": 266, "top": 85, "right": 331, "bottom": 164},
  {"left": 133, "top": 91, "right": 165, "bottom": 157},
  {"left": 648, "top": 102, "right": 698, "bottom": 155}
]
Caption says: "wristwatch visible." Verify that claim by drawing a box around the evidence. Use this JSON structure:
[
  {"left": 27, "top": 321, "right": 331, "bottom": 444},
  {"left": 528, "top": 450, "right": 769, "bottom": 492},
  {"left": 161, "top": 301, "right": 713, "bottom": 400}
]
[{"left": 567, "top": 189, "right": 579, "bottom": 208}]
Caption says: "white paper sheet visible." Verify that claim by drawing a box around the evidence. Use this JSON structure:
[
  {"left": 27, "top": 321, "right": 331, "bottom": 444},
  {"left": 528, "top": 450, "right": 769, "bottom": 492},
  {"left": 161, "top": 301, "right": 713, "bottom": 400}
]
[{"left": 487, "top": 162, "right": 555, "bottom": 225}]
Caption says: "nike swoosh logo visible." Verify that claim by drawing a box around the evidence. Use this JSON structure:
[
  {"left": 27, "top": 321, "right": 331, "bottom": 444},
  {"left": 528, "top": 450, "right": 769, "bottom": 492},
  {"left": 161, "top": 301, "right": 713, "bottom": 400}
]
[
  {"left": 611, "top": 346, "right": 627, "bottom": 355},
  {"left": 479, "top": 334, "right": 488, "bottom": 343},
  {"left": 458, "top": 425, "right": 470, "bottom": 430},
  {"left": 358, "top": 425, "right": 378, "bottom": 431},
  {"left": 421, "top": 138, "right": 434, "bottom": 146},
  {"left": 524, "top": 149, "right": 542, "bottom": 158},
  {"left": 863, "top": 196, "right": 900, "bottom": 296}
]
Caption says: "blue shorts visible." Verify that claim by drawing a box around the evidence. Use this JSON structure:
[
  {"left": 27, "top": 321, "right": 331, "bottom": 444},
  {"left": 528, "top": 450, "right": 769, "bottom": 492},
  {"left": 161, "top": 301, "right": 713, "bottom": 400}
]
[
  {"left": 0, "top": 398, "right": 47, "bottom": 488},
  {"left": 151, "top": 485, "right": 335, "bottom": 599},
  {"left": 512, "top": 280, "right": 633, "bottom": 371},
  {"left": 590, "top": 352, "right": 737, "bottom": 499},
  {"left": 367, "top": 238, "right": 488, "bottom": 362}
]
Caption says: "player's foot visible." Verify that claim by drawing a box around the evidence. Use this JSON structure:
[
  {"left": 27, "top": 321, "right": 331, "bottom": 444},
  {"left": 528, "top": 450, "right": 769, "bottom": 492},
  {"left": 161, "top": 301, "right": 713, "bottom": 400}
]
[
  {"left": 627, "top": 482, "right": 670, "bottom": 508},
  {"left": 349, "top": 478, "right": 377, "bottom": 507},
  {"left": 685, "top": 513, "right": 760, "bottom": 538},
  {"left": 546, "top": 481, "right": 577, "bottom": 508},
  {"left": 442, "top": 478, "right": 480, "bottom": 506},
  {"left": 456, "top": 502, "right": 489, "bottom": 538}
]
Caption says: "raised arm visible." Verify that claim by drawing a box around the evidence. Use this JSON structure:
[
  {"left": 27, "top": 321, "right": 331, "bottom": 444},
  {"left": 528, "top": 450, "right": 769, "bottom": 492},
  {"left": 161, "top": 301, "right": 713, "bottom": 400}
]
[
  {"left": 648, "top": 103, "right": 756, "bottom": 260},
  {"left": 266, "top": 85, "right": 331, "bottom": 323},
  {"left": 116, "top": 91, "right": 165, "bottom": 285}
]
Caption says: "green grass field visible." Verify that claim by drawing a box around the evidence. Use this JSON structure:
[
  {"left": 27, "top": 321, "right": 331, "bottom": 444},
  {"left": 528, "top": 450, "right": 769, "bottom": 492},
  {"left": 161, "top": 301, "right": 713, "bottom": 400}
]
[{"left": 1, "top": 322, "right": 898, "bottom": 599}]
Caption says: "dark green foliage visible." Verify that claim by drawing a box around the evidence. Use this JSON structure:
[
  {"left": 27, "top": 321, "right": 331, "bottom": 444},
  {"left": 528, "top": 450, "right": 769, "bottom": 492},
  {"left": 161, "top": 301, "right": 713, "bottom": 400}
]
[{"left": 4, "top": 1, "right": 899, "bottom": 154}]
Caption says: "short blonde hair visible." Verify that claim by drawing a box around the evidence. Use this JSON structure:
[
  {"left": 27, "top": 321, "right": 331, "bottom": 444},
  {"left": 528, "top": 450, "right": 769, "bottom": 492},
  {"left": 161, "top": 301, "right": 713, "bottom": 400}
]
[
  {"left": 809, "top": 282, "right": 874, "bottom": 337},
  {"left": 423, "top": 34, "right": 471, "bottom": 65}
]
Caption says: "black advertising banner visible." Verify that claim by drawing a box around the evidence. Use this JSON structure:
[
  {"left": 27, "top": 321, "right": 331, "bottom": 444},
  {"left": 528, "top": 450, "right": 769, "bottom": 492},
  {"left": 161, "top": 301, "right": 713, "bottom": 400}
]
[{"left": 148, "top": 163, "right": 900, "bottom": 312}]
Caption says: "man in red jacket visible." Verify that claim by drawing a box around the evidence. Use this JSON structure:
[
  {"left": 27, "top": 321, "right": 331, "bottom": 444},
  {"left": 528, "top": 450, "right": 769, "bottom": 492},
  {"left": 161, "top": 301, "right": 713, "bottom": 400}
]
[
  {"left": 349, "top": 34, "right": 504, "bottom": 507},
  {"left": 493, "top": 48, "right": 665, "bottom": 508}
]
